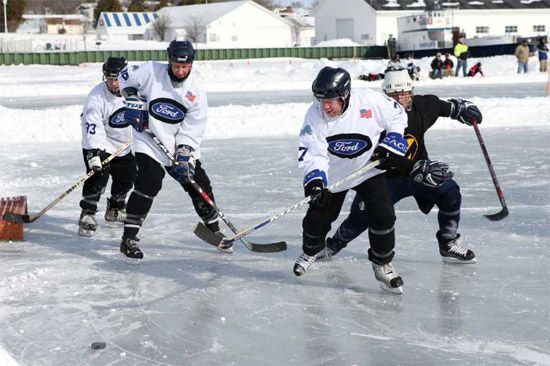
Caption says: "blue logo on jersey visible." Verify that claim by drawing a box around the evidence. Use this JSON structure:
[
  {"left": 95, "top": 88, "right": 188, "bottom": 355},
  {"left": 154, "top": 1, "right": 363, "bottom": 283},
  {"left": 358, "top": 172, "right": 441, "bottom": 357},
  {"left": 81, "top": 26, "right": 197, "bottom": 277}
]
[
  {"left": 326, "top": 134, "right": 373, "bottom": 159},
  {"left": 108, "top": 107, "right": 130, "bottom": 128},
  {"left": 149, "top": 98, "right": 187, "bottom": 124}
]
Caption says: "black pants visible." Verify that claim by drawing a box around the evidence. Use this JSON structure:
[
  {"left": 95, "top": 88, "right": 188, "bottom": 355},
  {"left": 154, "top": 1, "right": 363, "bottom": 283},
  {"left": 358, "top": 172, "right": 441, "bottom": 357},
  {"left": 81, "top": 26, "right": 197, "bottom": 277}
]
[
  {"left": 302, "top": 173, "right": 396, "bottom": 264},
  {"left": 80, "top": 150, "right": 136, "bottom": 213},
  {"left": 123, "top": 152, "right": 218, "bottom": 239}
]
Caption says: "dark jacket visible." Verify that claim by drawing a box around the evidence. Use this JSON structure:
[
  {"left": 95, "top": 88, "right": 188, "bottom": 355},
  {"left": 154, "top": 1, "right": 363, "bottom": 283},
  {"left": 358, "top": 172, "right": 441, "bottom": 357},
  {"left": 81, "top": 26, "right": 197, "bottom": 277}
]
[{"left": 431, "top": 57, "right": 443, "bottom": 70}]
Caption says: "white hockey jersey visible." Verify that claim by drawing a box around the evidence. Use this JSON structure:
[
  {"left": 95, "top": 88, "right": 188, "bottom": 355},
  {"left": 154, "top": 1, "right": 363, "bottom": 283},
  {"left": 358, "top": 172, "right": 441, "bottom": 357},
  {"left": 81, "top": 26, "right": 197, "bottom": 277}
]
[
  {"left": 81, "top": 82, "right": 132, "bottom": 156},
  {"left": 298, "top": 88, "right": 408, "bottom": 193},
  {"left": 118, "top": 61, "right": 208, "bottom": 166}
]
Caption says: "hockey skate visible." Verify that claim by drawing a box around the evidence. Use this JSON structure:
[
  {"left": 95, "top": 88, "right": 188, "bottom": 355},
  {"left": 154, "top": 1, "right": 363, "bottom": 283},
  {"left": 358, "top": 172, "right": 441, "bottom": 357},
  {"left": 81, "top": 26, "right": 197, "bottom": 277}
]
[
  {"left": 120, "top": 237, "right": 144, "bottom": 263},
  {"left": 293, "top": 252, "right": 318, "bottom": 276},
  {"left": 104, "top": 198, "right": 126, "bottom": 225},
  {"left": 78, "top": 211, "right": 98, "bottom": 237},
  {"left": 372, "top": 262, "right": 403, "bottom": 294},
  {"left": 438, "top": 234, "right": 476, "bottom": 263},
  {"left": 316, "top": 237, "right": 343, "bottom": 261}
]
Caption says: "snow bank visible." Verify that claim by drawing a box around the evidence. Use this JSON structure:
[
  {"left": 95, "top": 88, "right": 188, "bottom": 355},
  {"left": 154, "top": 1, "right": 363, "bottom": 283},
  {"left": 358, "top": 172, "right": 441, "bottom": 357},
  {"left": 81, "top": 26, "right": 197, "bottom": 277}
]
[{"left": 1, "top": 97, "right": 549, "bottom": 144}]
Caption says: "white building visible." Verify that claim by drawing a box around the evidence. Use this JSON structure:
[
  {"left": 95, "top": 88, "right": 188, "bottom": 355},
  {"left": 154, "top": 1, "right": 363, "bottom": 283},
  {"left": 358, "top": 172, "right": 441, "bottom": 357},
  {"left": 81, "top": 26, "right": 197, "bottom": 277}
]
[
  {"left": 154, "top": 0, "right": 294, "bottom": 48},
  {"left": 17, "top": 14, "right": 87, "bottom": 35},
  {"left": 314, "top": 0, "right": 550, "bottom": 46},
  {"left": 96, "top": 12, "right": 158, "bottom": 41}
]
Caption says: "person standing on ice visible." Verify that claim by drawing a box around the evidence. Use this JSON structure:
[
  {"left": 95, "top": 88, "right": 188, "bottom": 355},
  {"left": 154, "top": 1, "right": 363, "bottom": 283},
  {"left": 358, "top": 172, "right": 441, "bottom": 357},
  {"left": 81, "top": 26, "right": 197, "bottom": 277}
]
[
  {"left": 117, "top": 40, "right": 227, "bottom": 260},
  {"left": 317, "top": 68, "right": 482, "bottom": 264},
  {"left": 294, "top": 66, "right": 408, "bottom": 294},
  {"left": 78, "top": 56, "right": 136, "bottom": 237}
]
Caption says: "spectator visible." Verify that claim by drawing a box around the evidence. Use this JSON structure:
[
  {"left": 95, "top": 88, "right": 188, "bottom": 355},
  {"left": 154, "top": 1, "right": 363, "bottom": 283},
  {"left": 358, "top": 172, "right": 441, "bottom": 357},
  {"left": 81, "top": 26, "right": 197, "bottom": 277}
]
[
  {"left": 443, "top": 53, "right": 454, "bottom": 77},
  {"left": 537, "top": 38, "right": 548, "bottom": 72},
  {"left": 515, "top": 39, "right": 530, "bottom": 74},
  {"left": 430, "top": 52, "right": 443, "bottom": 79},
  {"left": 467, "top": 62, "right": 484, "bottom": 77},
  {"left": 454, "top": 39, "right": 469, "bottom": 77},
  {"left": 387, "top": 53, "right": 403, "bottom": 71},
  {"left": 404, "top": 53, "right": 420, "bottom": 80}
]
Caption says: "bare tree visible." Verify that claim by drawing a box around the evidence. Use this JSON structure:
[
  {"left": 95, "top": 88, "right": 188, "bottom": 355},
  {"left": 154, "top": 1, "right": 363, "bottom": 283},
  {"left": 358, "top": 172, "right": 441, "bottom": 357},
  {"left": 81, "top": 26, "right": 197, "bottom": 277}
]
[
  {"left": 183, "top": 15, "right": 205, "bottom": 43},
  {"left": 151, "top": 12, "right": 170, "bottom": 41}
]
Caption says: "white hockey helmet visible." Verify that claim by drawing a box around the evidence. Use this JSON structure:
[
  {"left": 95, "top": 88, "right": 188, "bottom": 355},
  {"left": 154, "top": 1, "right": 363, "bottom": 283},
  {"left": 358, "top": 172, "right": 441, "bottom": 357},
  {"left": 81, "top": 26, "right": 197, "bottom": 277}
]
[{"left": 382, "top": 68, "right": 413, "bottom": 94}]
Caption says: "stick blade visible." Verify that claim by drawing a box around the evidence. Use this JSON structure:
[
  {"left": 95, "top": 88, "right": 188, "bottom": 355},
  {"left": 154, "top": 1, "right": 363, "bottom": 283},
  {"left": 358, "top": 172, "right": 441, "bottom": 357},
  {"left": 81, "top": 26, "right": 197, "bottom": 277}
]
[
  {"left": 484, "top": 207, "right": 509, "bottom": 221},
  {"left": 195, "top": 222, "right": 286, "bottom": 253}
]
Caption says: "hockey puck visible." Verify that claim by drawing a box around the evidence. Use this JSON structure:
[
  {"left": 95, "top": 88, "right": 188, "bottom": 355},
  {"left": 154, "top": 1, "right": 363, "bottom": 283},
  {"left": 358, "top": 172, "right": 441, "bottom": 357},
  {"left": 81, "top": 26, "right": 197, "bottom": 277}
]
[{"left": 91, "top": 342, "right": 106, "bottom": 350}]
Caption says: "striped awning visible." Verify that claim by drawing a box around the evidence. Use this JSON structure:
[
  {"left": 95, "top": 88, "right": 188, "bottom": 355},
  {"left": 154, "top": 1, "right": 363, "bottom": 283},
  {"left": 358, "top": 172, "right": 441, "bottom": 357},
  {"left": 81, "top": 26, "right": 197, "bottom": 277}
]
[{"left": 100, "top": 12, "right": 158, "bottom": 28}]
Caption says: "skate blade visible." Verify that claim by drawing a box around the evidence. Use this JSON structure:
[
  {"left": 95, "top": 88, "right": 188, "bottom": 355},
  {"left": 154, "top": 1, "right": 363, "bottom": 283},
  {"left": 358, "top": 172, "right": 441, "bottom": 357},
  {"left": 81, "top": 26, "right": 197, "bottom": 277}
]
[
  {"left": 442, "top": 257, "right": 477, "bottom": 264},
  {"left": 120, "top": 253, "right": 143, "bottom": 264},
  {"left": 379, "top": 283, "right": 403, "bottom": 295},
  {"left": 78, "top": 228, "right": 95, "bottom": 237},
  {"left": 104, "top": 220, "right": 124, "bottom": 228},
  {"left": 216, "top": 245, "right": 234, "bottom": 254}
]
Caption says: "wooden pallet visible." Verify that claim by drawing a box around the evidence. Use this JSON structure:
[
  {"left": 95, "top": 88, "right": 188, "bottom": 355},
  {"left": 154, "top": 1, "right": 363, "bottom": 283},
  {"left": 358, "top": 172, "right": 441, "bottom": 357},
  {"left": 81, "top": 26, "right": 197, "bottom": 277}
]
[{"left": 0, "top": 196, "right": 28, "bottom": 241}]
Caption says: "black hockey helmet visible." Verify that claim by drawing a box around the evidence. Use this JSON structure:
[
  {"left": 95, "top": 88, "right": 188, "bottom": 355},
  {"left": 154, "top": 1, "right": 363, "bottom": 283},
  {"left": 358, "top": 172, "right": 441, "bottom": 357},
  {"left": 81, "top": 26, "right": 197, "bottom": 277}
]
[
  {"left": 103, "top": 56, "right": 127, "bottom": 78},
  {"left": 167, "top": 40, "right": 195, "bottom": 64},
  {"left": 312, "top": 67, "right": 351, "bottom": 102}
]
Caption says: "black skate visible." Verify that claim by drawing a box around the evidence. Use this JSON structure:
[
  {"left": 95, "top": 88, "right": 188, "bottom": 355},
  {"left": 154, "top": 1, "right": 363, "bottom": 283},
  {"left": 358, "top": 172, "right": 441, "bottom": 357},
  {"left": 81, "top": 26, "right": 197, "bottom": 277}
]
[
  {"left": 78, "top": 211, "right": 98, "bottom": 237},
  {"left": 120, "top": 237, "right": 144, "bottom": 262},
  {"left": 293, "top": 252, "right": 317, "bottom": 276},
  {"left": 372, "top": 262, "right": 403, "bottom": 294},
  {"left": 438, "top": 234, "right": 476, "bottom": 263},
  {"left": 104, "top": 197, "right": 126, "bottom": 225}
]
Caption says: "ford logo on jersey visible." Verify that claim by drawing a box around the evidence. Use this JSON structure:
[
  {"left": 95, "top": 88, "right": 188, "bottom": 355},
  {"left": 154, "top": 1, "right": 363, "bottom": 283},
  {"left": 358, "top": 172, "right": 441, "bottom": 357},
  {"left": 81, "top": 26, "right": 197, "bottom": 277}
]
[
  {"left": 108, "top": 107, "right": 130, "bottom": 128},
  {"left": 149, "top": 98, "right": 187, "bottom": 124},
  {"left": 326, "top": 133, "right": 372, "bottom": 159}
]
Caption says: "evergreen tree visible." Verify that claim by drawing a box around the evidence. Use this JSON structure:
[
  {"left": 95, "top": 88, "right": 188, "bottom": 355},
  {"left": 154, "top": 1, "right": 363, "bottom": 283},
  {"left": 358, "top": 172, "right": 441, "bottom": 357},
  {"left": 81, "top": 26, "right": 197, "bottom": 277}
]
[
  {"left": 95, "top": 0, "right": 123, "bottom": 27},
  {"left": 0, "top": 0, "right": 26, "bottom": 32},
  {"left": 128, "top": 0, "right": 146, "bottom": 12}
]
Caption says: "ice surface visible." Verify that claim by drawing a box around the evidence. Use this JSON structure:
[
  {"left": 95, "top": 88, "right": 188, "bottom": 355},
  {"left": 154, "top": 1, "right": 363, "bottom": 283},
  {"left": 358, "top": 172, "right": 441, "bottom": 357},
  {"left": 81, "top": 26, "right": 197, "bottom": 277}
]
[{"left": 0, "top": 128, "right": 549, "bottom": 365}]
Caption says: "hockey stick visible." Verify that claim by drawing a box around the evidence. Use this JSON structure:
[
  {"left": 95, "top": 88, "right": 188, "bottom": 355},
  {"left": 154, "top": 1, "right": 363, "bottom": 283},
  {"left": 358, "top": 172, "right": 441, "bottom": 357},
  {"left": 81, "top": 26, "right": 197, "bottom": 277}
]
[
  {"left": 220, "top": 159, "right": 381, "bottom": 247},
  {"left": 2, "top": 140, "right": 132, "bottom": 224},
  {"left": 472, "top": 118, "right": 508, "bottom": 221},
  {"left": 143, "top": 129, "right": 287, "bottom": 253}
]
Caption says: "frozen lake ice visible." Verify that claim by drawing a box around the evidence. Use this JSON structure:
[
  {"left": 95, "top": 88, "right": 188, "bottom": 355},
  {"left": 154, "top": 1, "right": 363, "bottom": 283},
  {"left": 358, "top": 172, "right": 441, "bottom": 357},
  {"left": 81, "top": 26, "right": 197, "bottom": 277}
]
[{"left": 1, "top": 126, "right": 549, "bottom": 365}]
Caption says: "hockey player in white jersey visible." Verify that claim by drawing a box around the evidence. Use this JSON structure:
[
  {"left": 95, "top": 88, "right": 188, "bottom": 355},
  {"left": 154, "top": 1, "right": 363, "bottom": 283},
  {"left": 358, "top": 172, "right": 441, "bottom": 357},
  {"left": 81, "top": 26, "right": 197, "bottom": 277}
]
[
  {"left": 117, "top": 40, "right": 224, "bottom": 260},
  {"left": 78, "top": 56, "right": 136, "bottom": 237},
  {"left": 294, "top": 66, "right": 408, "bottom": 294}
]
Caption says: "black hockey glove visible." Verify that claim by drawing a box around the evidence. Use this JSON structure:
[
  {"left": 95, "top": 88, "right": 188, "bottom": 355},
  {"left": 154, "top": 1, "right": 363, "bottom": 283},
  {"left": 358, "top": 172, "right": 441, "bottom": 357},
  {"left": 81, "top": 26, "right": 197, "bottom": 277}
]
[
  {"left": 304, "top": 179, "right": 332, "bottom": 208},
  {"left": 85, "top": 149, "right": 108, "bottom": 173},
  {"left": 410, "top": 159, "right": 454, "bottom": 188},
  {"left": 449, "top": 98, "right": 482, "bottom": 126}
]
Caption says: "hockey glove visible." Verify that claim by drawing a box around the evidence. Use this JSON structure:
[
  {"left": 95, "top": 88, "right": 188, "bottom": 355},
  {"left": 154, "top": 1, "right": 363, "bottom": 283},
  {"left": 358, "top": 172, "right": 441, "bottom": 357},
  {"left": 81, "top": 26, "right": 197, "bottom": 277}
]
[
  {"left": 304, "top": 170, "right": 331, "bottom": 208},
  {"left": 410, "top": 159, "right": 454, "bottom": 188},
  {"left": 124, "top": 96, "right": 148, "bottom": 132},
  {"left": 372, "top": 132, "right": 408, "bottom": 170},
  {"left": 85, "top": 149, "right": 105, "bottom": 173},
  {"left": 449, "top": 98, "right": 482, "bottom": 126},
  {"left": 171, "top": 145, "right": 195, "bottom": 184}
]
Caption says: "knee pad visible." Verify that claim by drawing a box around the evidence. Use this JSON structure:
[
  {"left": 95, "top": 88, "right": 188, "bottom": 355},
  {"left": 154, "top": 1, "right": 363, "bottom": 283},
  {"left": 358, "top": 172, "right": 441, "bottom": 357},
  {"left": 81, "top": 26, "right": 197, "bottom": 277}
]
[{"left": 436, "top": 185, "right": 461, "bottom": 213}]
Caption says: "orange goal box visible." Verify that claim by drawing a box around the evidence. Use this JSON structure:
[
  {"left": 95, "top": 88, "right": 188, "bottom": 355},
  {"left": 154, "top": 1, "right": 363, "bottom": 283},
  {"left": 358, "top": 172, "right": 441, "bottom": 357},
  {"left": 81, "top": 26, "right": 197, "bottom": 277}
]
[{"left": 0, "top": 196, "right": 28, "bottom": 241}]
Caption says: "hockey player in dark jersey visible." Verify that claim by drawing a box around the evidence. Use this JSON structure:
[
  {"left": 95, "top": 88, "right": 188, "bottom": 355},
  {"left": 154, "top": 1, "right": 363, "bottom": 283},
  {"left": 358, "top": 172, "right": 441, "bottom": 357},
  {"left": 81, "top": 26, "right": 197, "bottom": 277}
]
[
  {"left": 78, "top": 57, "right": 136, "bottom": 237},
  {"left": 318, "top": 68, "right": 482, "bottom": 264}
]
